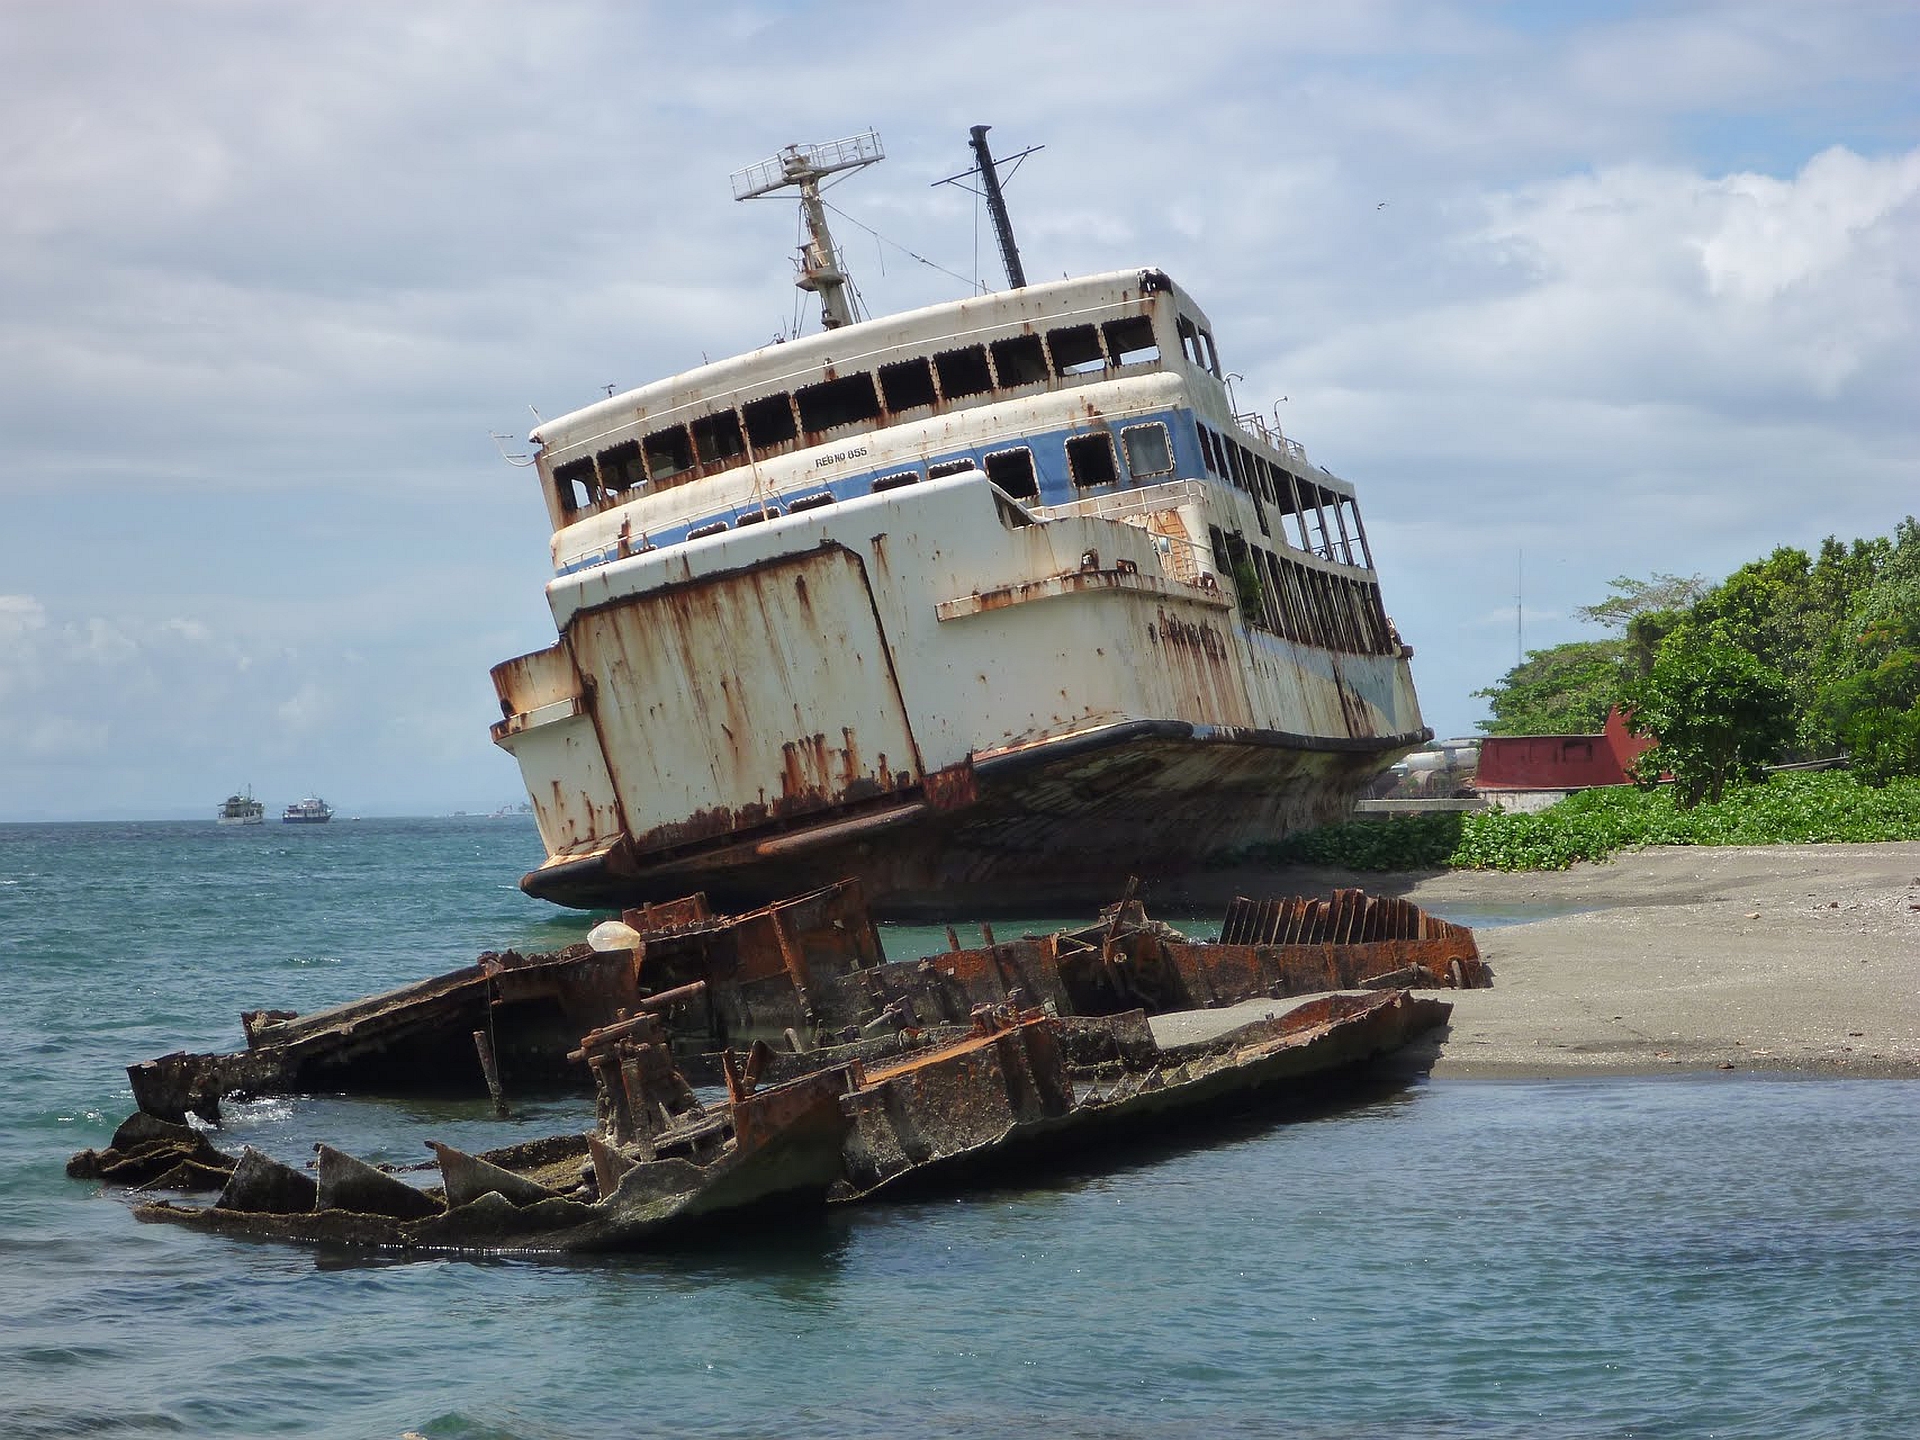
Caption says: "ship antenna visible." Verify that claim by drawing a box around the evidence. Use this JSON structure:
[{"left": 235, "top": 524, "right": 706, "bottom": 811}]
[
  {"left": 731, "top": 130, "right": 884, "bottom": 331},
  {"left": 935, "top": 125, "right": 1043, "bottom": 291}
]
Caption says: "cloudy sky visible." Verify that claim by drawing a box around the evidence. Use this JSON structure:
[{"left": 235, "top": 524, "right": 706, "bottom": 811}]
[{"left": 2, "top": 1, "right": 1915, "bottom": 820}]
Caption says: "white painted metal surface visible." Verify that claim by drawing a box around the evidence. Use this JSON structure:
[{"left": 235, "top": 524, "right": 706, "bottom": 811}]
[{"left": 490, "top": 266, "right": 1428, "bottom": 911}]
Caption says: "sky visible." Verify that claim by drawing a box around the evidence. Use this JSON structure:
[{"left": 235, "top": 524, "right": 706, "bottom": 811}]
[{"left": 2, "top": 0, "right": 1916, "bottom": 821}]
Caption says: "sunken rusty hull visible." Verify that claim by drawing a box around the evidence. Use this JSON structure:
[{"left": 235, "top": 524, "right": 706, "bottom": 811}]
[
  {"left": 134, "top": 1113, "right": 849, "bottom": 1255},
  {"left": 522, "top": 718, "right": 1426, "bottom": 918},
  {"left": 840, "top": 990, "right": 1452, "bottom": 1199}
]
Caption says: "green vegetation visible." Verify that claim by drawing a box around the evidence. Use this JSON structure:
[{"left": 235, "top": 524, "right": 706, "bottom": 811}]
[
  {"left": 1474, "top": 517, "right": 1920, "bottom": 805},
  {"left": 1625, "top": 629, "right": 1793, "bottom": 805},
  {"left": 1241, "top": 771, "right": 1920, "bottom": 874},
  {"left": 1472, "top": 639, "right": 1627, "bottom": 736}
]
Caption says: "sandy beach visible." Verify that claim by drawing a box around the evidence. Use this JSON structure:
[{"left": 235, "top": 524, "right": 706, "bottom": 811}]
[{"left": 1160, "top": 842, "right": 1920, "bottom": 1079}]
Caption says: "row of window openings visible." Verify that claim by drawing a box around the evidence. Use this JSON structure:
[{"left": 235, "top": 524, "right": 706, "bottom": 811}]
[
  {"left": 1177, "top": 314, "right": 1222, "bottom": 377},
  {"left": 552, "top": 314, "right": 1171, "bottom": 513},
  {"left": 1211, "top": 527, "right": 1396, "bottom": 656},
  {"left": 1196, "top": 422, "right": 1369, "bottom": 568},
  {"left": 652, "top": 424, "right": 1178, "bottom": 547}
]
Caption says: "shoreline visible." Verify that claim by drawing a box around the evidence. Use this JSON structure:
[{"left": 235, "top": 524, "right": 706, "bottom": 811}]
[{"left": 1156, "top": 841, "right": 1920, "bottom": 1081}]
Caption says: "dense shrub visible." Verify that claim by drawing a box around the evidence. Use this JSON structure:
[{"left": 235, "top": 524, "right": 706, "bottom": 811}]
[{"left": 1238, "top": 771, "right": 1920, "bottom": 874}]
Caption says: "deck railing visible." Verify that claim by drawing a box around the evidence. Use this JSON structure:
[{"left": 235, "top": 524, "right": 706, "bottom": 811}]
[
  {"left": 1233, "top": 410, "right": 1307, "bottom": 462},
  {"left": 1033, "top": 479, "right": 1209, "bottom": 584}
]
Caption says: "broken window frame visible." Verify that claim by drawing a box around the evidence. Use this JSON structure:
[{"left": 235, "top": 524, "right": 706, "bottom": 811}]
[
  {"left": 597, "top": 440, "right": 644, "bottom": 496},
  {"left": 878, "top": 357, "right": 938, "bottom": 412},
  {"left": 690, "top": 411, "right": 746, "bottom": 467},
  {"left": 1199, "top": 329, "right": 1222, "bottom": 377},
  {"left": 1047, "top": 323, "right": 1106, "bottom": 378},
  {"left": 984, "top": 445, "right": 1040, "bottom": 501},
  {"left": 933, "top": 345, "right": 994, "bottom": 400},
  {"left": 989, "top": 333, "right": 1048, "bottom": 388},
  {"left": 552, "top": 456, "right": 596, "bottom": 515},
  {"left": 1177, "top": 314, "right": 1203, "bottom": 369},
  {"left": 741, "top": 392, "right": 798, "bottom": 449},
  {"left": 1065, "top": 432, "right": 1120, "bottom": 490},
  {"left": 643, "top": 425, "right": 696, "bottom": 486},
  {"left": 794, "top": 373, "right": 882, "bottom": 434},
  {"left": 1102, "top": 314, "right": 1160, "bottom": 367}
]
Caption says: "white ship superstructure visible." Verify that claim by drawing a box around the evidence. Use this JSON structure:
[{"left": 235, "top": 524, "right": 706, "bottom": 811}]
[{"left": 490, "top": 134, "right": 1427, "bottom": 915}]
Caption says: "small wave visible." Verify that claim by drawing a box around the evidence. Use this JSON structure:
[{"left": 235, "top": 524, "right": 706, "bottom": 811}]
[{"left": 214, "top": 1096, "right": 295, "bottom": 1127}]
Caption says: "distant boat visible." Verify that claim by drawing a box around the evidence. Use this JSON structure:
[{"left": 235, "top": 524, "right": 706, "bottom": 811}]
[
  {"left": 217, "top": 789, "right": 264, "bottom": 826},
  {"left": 281, "top": 797, "right": 334, "bottom": 824}
]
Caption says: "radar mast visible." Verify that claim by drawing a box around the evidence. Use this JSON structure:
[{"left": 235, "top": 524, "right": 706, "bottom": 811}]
[{"left": 731, "top": 130, "right": 884, "bottom": 331}]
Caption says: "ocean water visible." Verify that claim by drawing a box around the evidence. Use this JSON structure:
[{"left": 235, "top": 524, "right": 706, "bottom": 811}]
[{"left": 4, "top": 817, "right": 1916, "bottom": 1439}]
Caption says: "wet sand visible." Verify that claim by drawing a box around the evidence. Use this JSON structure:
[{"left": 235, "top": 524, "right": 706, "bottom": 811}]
[{"left": 1171, "top": 842, "right": 1920, "bottom": 1079}]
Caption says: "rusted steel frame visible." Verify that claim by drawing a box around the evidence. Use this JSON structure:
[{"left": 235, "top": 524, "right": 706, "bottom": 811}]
[
  {"left": 1221, "top": 891, "right": 1478, "bottom": 950},
  {"left": 1161, "top": 936, "right": 1484, "bottom": 999},
  {"left": 768, "top": 905, "right": 811, "bottom": 1005},
  {"left": 625, "top": 894, "right": 714, "bottom": 935},
  {"left": 568, "top": 981, "right": 709, "bottom": 1061}
]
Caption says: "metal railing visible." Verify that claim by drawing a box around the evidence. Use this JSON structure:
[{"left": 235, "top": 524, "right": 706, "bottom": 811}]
[
  {"left": 730, "top": 131, "right": 885, "bottom": 201},
  {"left": 1033, "top": 480, "right": 1209, "bottom": 584},
  {"left": 1233, "top": 410, "right": 1307, "bottom": 461}
]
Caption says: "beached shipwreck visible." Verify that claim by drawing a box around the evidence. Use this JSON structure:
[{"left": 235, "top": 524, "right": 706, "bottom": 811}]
[{"left": 74, "top": 881, "right": 1485, "bottom": 1254}]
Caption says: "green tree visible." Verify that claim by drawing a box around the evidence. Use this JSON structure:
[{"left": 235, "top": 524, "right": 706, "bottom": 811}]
[
  {"left": 1474, "top": 640, "right": 1629, "bottom": 736},
  {"left": 1813, "top": 570, "right": 1920, "bottom": 782},
  {"left": 1627, "top": 627, "right": 1794, "bottom": 806},
  {"left": 1572, "top": 572, "right": 1708, "bottom": 631}
]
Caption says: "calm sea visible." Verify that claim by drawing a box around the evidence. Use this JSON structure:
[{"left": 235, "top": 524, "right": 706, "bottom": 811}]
[{"left": 3, "top": 817, "right": 1915, "bottom": 1439}]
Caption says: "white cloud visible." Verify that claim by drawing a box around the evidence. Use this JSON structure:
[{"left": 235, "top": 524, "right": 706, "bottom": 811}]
[
  {"left": 74, "top": 617, "right": 137, "bottom": 663},
  {"left": 0, "top": 594, "right": 47, "bottom": 638},
  {"left": 1702, "top": 145, "right": 1920, "bottom": 314}
]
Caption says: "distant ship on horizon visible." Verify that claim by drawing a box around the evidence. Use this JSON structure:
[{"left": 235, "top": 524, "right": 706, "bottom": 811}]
[
  {"left": 217, "top": 789, "right": 264, "bottom": 826},
  {"left": 281, "top": 797, "right": 334, "bottom": 824}
]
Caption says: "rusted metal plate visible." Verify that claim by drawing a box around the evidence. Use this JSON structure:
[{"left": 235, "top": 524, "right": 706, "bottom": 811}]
[{"left": 567, "top": 545, "right": 922, "bottom": 855}]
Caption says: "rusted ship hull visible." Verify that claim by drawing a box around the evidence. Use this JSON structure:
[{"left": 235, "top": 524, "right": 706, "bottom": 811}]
[
  {"left": 522, "top": 718, "right": 1425, "bottom": 916},
  {"left": 494, "top": 250, "right": 1429, "bottom": 922},
  {"left": 134, "top": 1075, "right": 855, "bottom": 1255},
  {"left": 115, "top": 990, "right": 1449, "bottom": 1257},
  {"left": 81, "top": 882, "right": 1477, "bottom": 1257},
  {"left": 840, "top": 990, "right": 1451, "bottom": 1200},
  {"left": 115, "top": 879, "right": 1480, "bottom": 1126}
]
